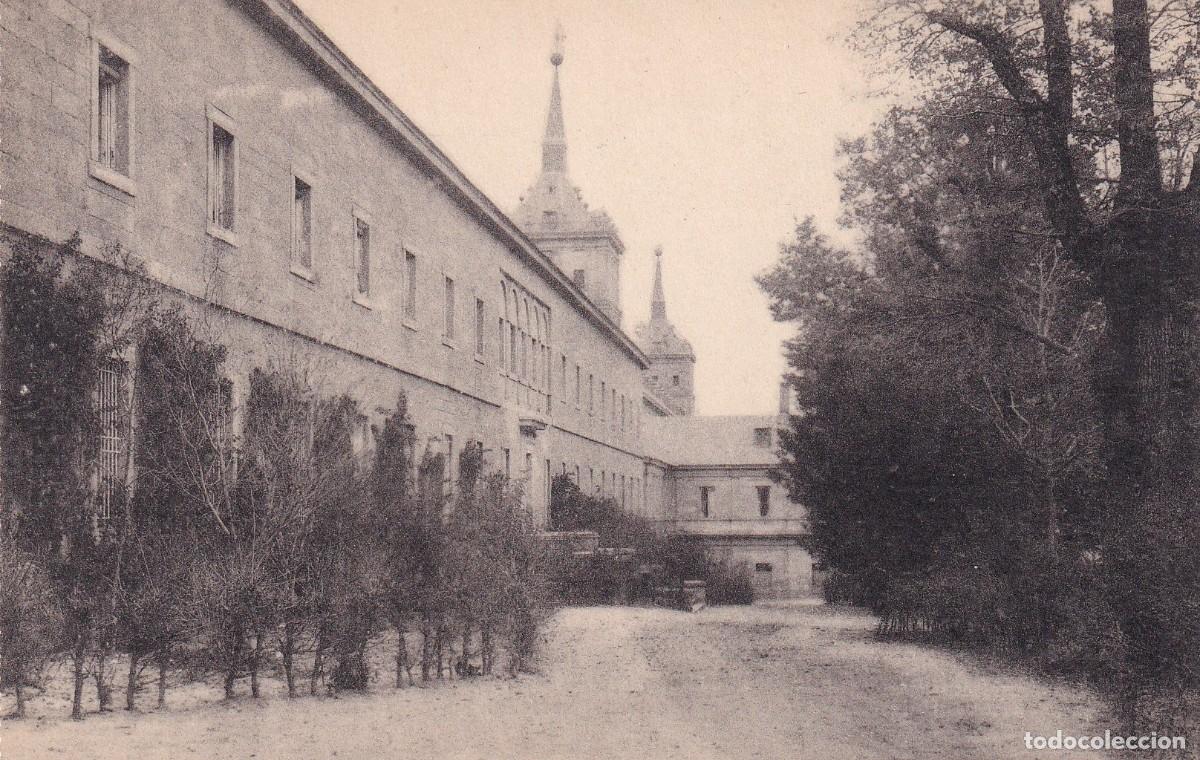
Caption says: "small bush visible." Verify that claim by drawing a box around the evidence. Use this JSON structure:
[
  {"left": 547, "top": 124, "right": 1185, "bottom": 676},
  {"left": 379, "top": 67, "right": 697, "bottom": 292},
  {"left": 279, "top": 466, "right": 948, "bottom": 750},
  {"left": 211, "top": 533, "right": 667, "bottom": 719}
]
[
  {"left": 0, "top": 545, "right": 63, "bottom": 718},
  {"left": 704, "top": 561, "right": 754, "bottom": 605}
]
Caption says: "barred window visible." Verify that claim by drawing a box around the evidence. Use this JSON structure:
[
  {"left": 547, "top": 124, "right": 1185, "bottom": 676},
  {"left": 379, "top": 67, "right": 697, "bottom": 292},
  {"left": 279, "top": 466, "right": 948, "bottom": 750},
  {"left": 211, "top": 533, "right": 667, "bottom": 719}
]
[{"left": 97, "top": 358, "right": 128, "bottom": 518}]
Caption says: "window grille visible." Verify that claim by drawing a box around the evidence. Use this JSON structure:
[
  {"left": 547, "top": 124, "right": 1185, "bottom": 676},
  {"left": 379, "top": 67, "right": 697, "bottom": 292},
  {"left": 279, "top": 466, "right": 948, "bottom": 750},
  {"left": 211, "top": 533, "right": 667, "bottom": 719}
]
[{"left": 97, "top": 358, "right": 127, "bottom": 518}]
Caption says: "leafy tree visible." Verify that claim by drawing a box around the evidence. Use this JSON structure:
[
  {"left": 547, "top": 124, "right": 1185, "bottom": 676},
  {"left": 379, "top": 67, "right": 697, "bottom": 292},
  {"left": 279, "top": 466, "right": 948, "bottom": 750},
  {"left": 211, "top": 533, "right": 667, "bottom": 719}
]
[
  {"left": 127, "top": 310, "right": 233, "bottom": 706},
  {"left": 1, "top": 235, "right": 160, "bottom": 719},
  {"left": 369, "top": 396, "right": 419, "bottom": 687},
  {"left": 0, "top": 540, "right": 62, "bottom": 718},
  {"left": 851, "top": 0, "right": 1200, "bottom": 712}
]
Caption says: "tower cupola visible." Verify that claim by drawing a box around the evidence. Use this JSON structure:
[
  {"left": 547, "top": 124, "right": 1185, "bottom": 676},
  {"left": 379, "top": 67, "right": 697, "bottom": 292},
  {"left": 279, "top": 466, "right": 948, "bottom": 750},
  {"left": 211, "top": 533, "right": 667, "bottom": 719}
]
[
  {"left": 636, "top": 247, "right": 696, "bottom": 415},
  {"left": 513, "top": 24, "right": 625, "bottom": 325}
]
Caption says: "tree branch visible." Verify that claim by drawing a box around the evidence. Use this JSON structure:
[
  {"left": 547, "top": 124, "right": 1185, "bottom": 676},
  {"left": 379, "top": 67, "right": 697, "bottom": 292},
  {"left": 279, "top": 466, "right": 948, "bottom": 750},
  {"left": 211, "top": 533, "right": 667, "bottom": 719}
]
[
  {"left": 925, "top": 11, "right": 1045, "bottom": 112},
  {"left": 926, "top": 6, "right": 1091, "bottom": 267},
  {"left": 1112, "top": 0, "right": 1164, "bottom": 203}
]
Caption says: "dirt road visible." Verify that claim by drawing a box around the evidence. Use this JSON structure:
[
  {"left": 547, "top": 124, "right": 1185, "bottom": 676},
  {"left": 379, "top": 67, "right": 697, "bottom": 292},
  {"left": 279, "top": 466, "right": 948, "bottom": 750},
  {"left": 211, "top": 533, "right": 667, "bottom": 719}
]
[{"left": 3, "top": 603, "right": 1111, "bottom": 759}]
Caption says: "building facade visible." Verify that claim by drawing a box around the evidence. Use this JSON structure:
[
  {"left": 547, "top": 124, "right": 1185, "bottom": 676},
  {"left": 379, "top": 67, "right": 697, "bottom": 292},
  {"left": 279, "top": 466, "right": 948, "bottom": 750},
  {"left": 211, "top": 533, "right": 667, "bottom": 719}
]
[
  {"left": 645, "top": 414, "right": 817, "bottom": 599},
  {"left": 1, "top": 0, "right": 818, "bottom": 597}
]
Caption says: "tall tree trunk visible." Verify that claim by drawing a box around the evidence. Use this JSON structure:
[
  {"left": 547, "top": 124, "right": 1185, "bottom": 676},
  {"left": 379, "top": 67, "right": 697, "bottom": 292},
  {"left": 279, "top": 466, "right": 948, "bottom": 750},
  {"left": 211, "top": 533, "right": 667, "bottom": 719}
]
[
  {"left": 394, "top": 624, "right": 409, "bottom": 688},
  {"left": 249, "top": 631, "right": 263, "bottom": 698},
  {"left": 420, "top": 613, "right": 432, "bottom": 683},
  {"left": 95, "top": 647, "right": 112, "bottom": 712},
  {"left": 282, "top": 622, "right": 297, "bottom": 698},
  {"left": 481, "top": 622, "right": 493, "bottom": 676},
  {"left": 14, "top": 681, "right": 26, "bottom": 719},
  {"left": 156, "top": 656, "right": 168, "bottom": 709},
  {"left": 310, "top": 631, "right": 325, "bottom": 696},
  {"left": 70, "top": 625, "right": 87, "bottom": 720},
  {"left": 435, "top": 622, "right": 444, "bottom": 680},
  {"left": 125, "top": 652, "right": 139, "bottom": 711},
  {"left": 1111, "top": 0, "right": 1162, "bottom": 204},
  {"left": 460, "top": 622, "right": 471, "bottom": 675}
]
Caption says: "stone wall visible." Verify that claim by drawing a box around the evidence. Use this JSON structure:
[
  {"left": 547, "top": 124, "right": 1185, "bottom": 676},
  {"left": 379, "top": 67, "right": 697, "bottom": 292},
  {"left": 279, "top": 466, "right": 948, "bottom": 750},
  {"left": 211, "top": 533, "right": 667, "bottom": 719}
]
[{"left": 0, "top": 0, "right": 653, "bottom": 527}]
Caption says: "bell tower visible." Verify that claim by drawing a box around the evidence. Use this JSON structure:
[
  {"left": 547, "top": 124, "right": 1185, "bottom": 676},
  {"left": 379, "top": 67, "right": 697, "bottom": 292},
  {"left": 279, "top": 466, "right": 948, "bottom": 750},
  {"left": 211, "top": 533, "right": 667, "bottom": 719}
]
[
  {"left": 636, "top": 247, "right": 696, "bottom": 415},
  {"left": 513, "top": 24, "right": 625, "bottom": 325}
]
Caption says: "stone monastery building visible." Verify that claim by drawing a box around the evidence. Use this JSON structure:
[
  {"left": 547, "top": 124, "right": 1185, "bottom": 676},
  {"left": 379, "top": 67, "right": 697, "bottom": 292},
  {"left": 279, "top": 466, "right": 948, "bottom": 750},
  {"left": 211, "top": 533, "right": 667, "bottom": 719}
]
[{"left": 1, "top": 0, "right": 818, "bottom": 597}]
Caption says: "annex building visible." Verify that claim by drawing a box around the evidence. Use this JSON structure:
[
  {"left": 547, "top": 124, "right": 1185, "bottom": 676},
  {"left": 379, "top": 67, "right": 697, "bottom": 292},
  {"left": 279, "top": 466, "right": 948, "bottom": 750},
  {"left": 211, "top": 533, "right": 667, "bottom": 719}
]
[{"left": 0, "top": 0, "right": 818, "bottom": 598}]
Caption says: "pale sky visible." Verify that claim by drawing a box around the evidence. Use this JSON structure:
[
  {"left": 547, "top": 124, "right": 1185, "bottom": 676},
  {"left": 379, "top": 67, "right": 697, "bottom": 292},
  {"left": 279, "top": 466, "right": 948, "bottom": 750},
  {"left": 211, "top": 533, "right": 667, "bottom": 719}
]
[{"left": 295, "top": 0, "right": 883, "bottom": 415}]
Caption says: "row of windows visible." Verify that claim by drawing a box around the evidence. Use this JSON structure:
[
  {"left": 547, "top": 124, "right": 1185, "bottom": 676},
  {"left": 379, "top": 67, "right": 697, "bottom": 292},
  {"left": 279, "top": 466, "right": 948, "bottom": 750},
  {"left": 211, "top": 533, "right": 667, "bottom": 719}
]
[
  {"left": 559, "top": 464, "right": 641, "bottom": 511},
  {"left": 93, "top": 354, "right": 587, "bottom": 521},
  {"left": 698, "top": 485, "right": 773, "bottom": 518},
  {"left": 88, "top": 30, "right": 639, "bottom": 442}
]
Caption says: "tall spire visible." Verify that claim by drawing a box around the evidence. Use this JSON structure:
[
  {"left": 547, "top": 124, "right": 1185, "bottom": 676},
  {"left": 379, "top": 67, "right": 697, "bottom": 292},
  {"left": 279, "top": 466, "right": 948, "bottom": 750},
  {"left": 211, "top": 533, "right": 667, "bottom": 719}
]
[
  {"left": 542, "top": 23, "right": 567, "bottom": 174},
  {"left": 651, "top": 246, "right": 668, "bottom": 320}
]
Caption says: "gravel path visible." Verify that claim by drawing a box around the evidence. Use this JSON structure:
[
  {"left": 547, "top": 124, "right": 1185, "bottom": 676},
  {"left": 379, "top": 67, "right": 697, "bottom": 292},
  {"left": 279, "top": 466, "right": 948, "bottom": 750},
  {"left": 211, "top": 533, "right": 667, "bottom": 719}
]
[{"left": 2, "top": 602, "right": 1111, "bottom": 759}]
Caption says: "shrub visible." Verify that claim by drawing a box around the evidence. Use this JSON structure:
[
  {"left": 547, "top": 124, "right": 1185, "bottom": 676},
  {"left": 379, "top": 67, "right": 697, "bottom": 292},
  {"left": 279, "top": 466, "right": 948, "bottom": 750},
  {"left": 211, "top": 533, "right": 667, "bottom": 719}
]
[
  {"left": 704, "top": 561, "right": 755, "bottom": 606},
  {"left": 0, "top": 544, "right": 63, "bottom": 718}
]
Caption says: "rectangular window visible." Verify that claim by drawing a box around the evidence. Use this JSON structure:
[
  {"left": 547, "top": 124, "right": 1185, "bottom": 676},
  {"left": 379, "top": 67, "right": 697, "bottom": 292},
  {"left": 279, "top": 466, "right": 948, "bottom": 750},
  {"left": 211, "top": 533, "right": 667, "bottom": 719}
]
[
  {"left": 498, "top": 319, "right": 507, "bottom": 368},
  {"left": 503, "top": 448, "right": 511, "bottom": 479},
  {"left": 474, "top": 298, "right": 485, "bottom": 355},
  {"left": 97, "top": 358, "right": 128, "bottom": 519},
  {"left": 753, "top": 427, "right": 772, "bottom": 448},
  {"left": 700, "top": 486, "right": 712, "bottom": 518},
  {"left": 404, "top": 252, "right": 417, "bottom": 320},
  {"left": 588, "top": 374, "right": 594, "bottom": 413},
  {"left": 94, "top": 44, "right": 131, "bottom": 176},
  {"left": 757, "top": 486, "right": 771, "bottom": 517},
  {"left": 572, "top": 268, "right": 585, "bottom": 288},
  {"left": 600, "top": 381, "right": 606, "bottom": 420},
  {"left": 443, "top": 276, "right": 456, "bottom": 339},
  {"left": 291, "top": 176, "right": 312, "bottom": 271},
  {"left": 575, "top": 364, "right": 581, "bottom": 406},
  {"left": 755, "top": 562, "right": 773, "bottom": 573},
  {"left": 207, "top": 112, "right": 237, "bottom": 237},
  {"left": 354, "top": 216, "right": 371, "bottom": 296},
  {"left": 510, "top": 324, "right": 518, "bottom": 373},
  {"left": 521, "top": 330, "right": 528, "bottom": 380}
]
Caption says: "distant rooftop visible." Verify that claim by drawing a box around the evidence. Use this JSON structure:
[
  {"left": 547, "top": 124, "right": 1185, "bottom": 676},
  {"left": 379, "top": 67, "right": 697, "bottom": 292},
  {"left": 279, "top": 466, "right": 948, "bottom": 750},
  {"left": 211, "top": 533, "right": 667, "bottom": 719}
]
[{"left": 645, "top": 415, "right": 782, "bottom": 467}]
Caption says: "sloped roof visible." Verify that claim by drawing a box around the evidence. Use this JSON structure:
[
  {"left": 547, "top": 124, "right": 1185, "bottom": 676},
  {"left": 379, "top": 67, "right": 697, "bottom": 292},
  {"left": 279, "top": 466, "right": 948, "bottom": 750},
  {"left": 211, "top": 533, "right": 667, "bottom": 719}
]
[
  {"left": 242, "top": 0, "right": 646, "bottom": 366},
  {"left": 634, "top": 248, "right": 694, "bottom": 359},
  {"left": 635, "top": 318, "right": 695, "bottom": 360},
  {"left": 644, "top": 415, "right": 783, "bottom": 467}
]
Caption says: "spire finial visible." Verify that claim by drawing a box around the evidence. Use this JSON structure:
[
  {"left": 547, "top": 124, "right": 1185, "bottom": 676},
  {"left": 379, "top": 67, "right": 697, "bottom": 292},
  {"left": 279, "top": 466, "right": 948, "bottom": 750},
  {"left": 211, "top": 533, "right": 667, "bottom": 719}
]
[
  {"left": 542, "top": 23, "right": 567, "bottom": 174},
  {"left": 551, "top": 22, "right": 565, "bottom": 67},
  {"left": 651, "top": 246, "right": 667, "bottom": 321}
]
